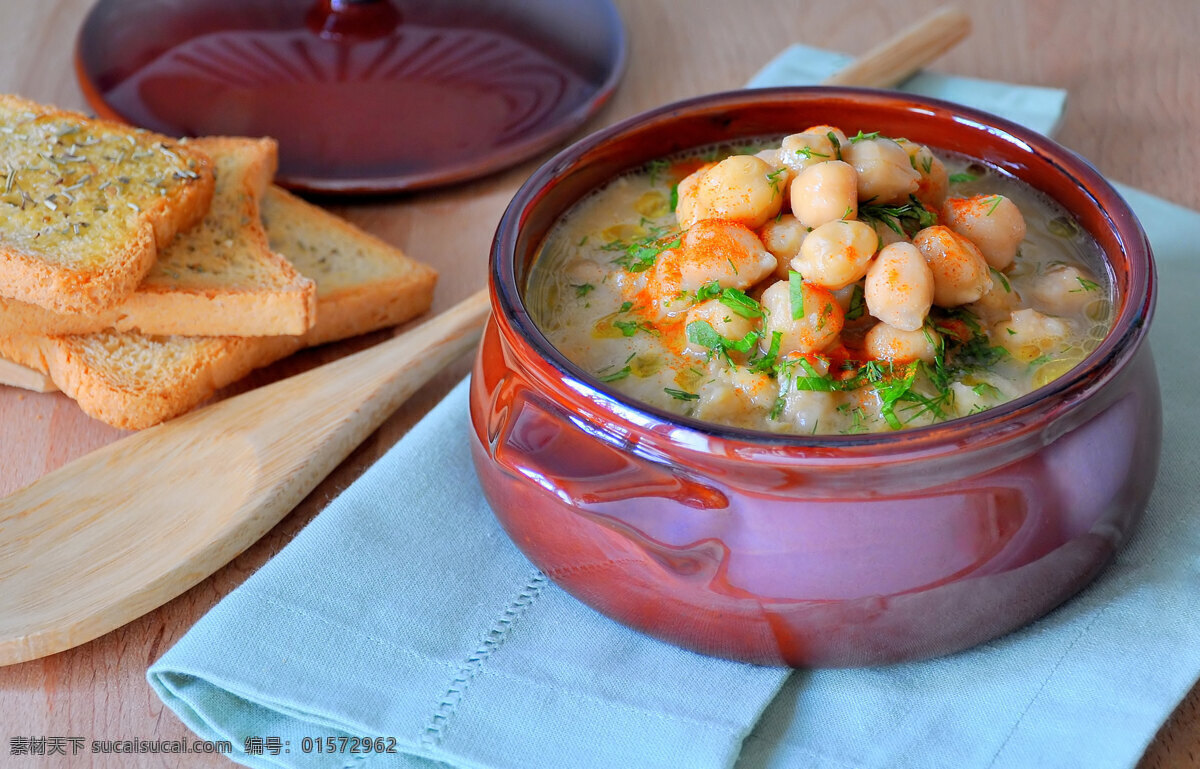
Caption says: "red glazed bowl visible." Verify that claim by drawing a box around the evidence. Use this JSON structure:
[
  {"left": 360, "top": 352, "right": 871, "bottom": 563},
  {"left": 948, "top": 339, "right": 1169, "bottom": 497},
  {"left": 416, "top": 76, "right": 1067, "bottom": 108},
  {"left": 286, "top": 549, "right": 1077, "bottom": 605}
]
[{"left": 469, "top": 87, "right": 1160, "bottom": 667}]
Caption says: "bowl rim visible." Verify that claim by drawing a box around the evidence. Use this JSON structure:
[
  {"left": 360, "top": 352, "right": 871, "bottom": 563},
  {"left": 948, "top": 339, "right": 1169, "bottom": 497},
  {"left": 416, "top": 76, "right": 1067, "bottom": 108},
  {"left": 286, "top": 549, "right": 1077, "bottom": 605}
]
[{"left": 490, "top": 86, "right": 1156, "bottom": 454}]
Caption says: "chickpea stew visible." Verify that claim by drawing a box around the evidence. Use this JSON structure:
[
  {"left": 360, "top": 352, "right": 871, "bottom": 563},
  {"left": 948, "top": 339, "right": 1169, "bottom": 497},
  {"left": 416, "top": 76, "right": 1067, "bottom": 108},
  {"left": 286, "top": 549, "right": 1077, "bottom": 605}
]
[{"left": 527, "top": 128, "right": 1112, "bottom": 435}]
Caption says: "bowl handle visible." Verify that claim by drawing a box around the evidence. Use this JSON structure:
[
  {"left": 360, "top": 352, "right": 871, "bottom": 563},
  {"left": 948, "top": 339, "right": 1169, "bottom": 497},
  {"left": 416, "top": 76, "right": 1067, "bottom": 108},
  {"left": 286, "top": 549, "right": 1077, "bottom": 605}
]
[{"left": 485, "top": 382, "right": 728, "bottom": 511}]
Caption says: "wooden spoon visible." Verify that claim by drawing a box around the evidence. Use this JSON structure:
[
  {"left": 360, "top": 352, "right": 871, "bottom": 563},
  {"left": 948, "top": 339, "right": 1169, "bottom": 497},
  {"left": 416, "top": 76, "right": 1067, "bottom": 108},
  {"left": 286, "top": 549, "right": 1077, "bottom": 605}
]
[
  {"left": 0, "top": 290, "right": 488, "bottom": 665},
  {"left": 0, "top": 5, "right": 972, "bottom": 666}
]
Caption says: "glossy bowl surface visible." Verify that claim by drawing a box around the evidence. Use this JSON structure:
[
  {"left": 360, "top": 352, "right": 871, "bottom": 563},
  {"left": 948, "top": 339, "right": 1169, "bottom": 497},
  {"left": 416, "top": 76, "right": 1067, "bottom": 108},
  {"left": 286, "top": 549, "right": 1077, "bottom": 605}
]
[
  {"left": 75, "top": 0, "right": 627, "bottom": 194},
  {"left": 470, "top": 87, "right": 1161, "bottom": 666}
]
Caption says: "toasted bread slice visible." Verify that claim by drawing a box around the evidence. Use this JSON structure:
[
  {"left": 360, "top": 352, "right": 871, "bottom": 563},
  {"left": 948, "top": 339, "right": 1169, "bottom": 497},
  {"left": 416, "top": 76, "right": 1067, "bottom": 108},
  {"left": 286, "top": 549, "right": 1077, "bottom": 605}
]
[
  {"left": 0, "top": 356, "right": 54, "bottom": 393},
  {"left": 0, "top": 137, "right": 316, "bottom": 337},
  {"left": 261, "top": 187, "right": 437, "bottom": 347},
  {"left": 0, "top": 94, "right": 215, "bottom": 314},
  {"left": 0, "top": 190, "right": 437, "bottom": 428}
]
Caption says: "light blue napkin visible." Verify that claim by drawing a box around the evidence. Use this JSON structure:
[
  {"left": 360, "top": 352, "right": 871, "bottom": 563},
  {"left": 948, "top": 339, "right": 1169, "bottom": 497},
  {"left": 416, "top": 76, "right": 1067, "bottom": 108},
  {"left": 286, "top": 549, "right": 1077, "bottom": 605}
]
[
  {"left": 149, "top": 51, "right": 1199, "bottom": 769},
  {"left": 749, "top": 44, "right": 1068, "bottom": 136}
]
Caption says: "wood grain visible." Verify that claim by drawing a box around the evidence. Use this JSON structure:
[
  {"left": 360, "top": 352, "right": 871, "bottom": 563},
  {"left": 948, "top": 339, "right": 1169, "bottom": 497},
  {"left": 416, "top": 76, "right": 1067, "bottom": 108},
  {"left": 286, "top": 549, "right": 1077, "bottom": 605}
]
[
  {"left": 822, "top": 6, "right": 972, "bottom": 87},
  {"left": 0, "top": 289, "right": 487, "bottom": 666},
  {"left": 1, "top": 1, "right": 1197, "bottom": 766}
]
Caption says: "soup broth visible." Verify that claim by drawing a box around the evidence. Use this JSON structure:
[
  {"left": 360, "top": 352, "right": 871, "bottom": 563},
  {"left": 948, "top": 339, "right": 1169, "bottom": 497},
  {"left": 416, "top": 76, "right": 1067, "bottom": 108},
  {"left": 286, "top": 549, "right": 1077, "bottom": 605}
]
[{"left": 528, "top": 129, "right": 1111, "bottom": 435}]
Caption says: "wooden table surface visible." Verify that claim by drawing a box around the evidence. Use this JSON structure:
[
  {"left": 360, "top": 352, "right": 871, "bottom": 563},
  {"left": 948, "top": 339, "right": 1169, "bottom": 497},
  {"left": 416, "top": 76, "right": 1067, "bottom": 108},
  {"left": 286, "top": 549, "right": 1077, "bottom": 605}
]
[{"left": 1, "top": 1, "right": 1197, "bottom": 766}]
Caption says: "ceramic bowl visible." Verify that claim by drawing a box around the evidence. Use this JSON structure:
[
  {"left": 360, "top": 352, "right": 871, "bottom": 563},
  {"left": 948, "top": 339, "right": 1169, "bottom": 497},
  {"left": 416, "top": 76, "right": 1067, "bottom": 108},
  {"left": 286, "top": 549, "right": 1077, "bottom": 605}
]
[{"left": 469, "top": 87, "right": 1160, "bottom": 667}]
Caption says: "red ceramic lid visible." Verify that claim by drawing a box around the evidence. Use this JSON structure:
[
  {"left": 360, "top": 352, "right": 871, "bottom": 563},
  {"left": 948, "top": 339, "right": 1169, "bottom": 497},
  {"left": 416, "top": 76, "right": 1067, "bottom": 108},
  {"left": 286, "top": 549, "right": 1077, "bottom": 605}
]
[{"left": 75, "top": 0, "right": 627, "bottom": 194}]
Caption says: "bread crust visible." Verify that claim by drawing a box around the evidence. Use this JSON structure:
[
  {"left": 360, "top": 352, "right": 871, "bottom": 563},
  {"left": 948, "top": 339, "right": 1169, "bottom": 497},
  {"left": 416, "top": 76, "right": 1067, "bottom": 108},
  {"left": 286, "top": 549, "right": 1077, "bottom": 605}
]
[
  {"left": 0, "top": 332, "right": 300, "bottom": 430},
  {"left": 0, "top": 181, "right": 437, "bottom": 428},
  {"left": 0, "top": 136, "right": 315, "bottom": 337},
  {"left": 0, "top": 94, "right": 215, "bottom": 315}
]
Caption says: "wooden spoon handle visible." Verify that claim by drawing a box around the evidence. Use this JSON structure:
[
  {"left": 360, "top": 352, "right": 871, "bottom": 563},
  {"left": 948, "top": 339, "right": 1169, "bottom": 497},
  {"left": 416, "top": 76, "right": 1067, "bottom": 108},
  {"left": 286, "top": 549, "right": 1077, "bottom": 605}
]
[
  {"left": 821, "top": 6, "right": 971, "bottom": 88},
  {"left": 0, "top": 289, "right": 489, "bottom": 665}
]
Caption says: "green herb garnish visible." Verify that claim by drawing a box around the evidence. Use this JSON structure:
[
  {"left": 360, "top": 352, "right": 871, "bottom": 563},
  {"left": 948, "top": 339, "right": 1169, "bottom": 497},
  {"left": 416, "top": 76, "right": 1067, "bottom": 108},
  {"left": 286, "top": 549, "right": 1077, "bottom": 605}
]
[
  {"left": 572, "top": 283, "right": 594, "bottom": 298},
  {"left": 990, "top": 267, "right": 1011, "bottom": 293},
  {"left": 788, "top": 270, "right": 805, "bottom": 319},
  {"left": 858, "top": 195, "right": 937, "bottom": 237},
  {"left": 718, "top": 287, "right": 764, "bottom": 318},
  {"left": 598, "top": 366, "right": 631, "bottom": 382},
  {"left": 845, "top": 284, "right": 866, "bottom": 320},
  {"left": 948, "top": 172, "right": 978, "bottom": 183},
  {"left": 827, "top": 131, "right": 842, "bottom": 160},
  {"left": 664, "top": 387, "right": 700, "bottom": 401},
  {"left": 695, "top": 281, "right": 722, "bottom": 302}
]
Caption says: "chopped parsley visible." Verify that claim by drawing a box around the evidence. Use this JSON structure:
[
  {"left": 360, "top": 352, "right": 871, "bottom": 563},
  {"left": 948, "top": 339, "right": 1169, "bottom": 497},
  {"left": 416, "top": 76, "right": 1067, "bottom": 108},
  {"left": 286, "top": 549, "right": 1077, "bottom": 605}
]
[
  {"left": 605, "top": 227, "right": 682, "bottom": 273},
  {"left": 686, "top": 320, "right": 760, "bottom": 361},
  {"left": 845, "top": 284, "right": 866, "bottom": 320},
  {"left": 990, "top": 267, "right": 1011, "bottom": 293},
  {"left": 612, "top": 320, "right": 640, "bottom": 337},
  {"left": 749, "top": 330, "right": 783, "bottom": 373},
  {"left": 717, "top": 287, "right": 764, "bottom": 318},
  {"left": 788, "top": 270, "right": 805, "bottom": 319},
  {"left": 858, "top": 195, "right": 937, "bottom": 237},
  {"left": 972, "top": 382, "right": 1002, "bottom": 398},
  {"left": 695, "top": 281, "right": 723, "bottom": 302},
  {"left": 826, "top": 131, "right": 842, "bottom": 160},
  {"left": 766, "top": 167, "right": 786, "bottom": 198},
  {"left": 598, "top": 366, "right": 631, "bottom": 382}
]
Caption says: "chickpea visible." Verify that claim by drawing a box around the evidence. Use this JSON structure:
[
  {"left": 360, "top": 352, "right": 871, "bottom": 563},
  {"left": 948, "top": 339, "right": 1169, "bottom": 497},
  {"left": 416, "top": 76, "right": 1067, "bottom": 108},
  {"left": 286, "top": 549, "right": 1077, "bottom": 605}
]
[
  {"left": 563, "top": 257, "right": 606, "bottom": 286},
  {"left": 674, "top": 162, "right": 715, "bottom": 228},
  {"left": 842, "top": 138, "right": 921, "bottom": 204},
  {"left": 779, "top": 388, "right": 841, "bottom": 433},
  {"left": 911, "top": 225, "right": 993, "bottom": 307},
  {"left": 868, "top": 218, "right": 907, "bottom": 248},
  {"left": 865, "top": 242, "right": 935, "bottom": 332},
  {"left": 968, "top": 278, "right": 1022, "bottom": 324},
  {"left": 1030, "top": 264, "right": 1102, "bottom": 315},
  {"left": 864, "top": 322, "right": 941, "bottom": 364},
  {"left": 942, "top": 195, "right": 1027, "bottom": 270},
  {"left": 789, "top": 160, "right": 858, "bottom": 229},
  {"left": 683, "top": 299, "right": 757, "bottom": 356},
  {"left": 676, "top": 219, "right": 777, "bottom": 291},
  {"left": 779, "top": 131, "right": 839, "bottom": 172},
  {"left": 896, "top": 139, "right": 949, "bottom": 209},
  {"left": 637, "top": 221, "right": 774, "bottom": 321},
  {"left": 831, "top": 282, "right": 860, "bottom": 312},
  {"left": 948, "top": 379, "right": 1007, "bottom": 418},
  {"left": 696, "top": 368, "right": 776, "bottom": 424},
  {"left": 634, "top": 247, "right": 689, "bottom": 320},
  {"left": 761, "top": 214, "right": 807, "bottom": 279},
  {"left": 761, "top": 279, "right": 844, "bottom": 355},
  {"left": 693, "top": 155, "right": 785, "bottom": 229},
  {"left": 803, "top": 125, "right": 849, "bottom": 151},
  {"left": 992, "top": 308, "right": 1073, "bottom": 363},
  {"left": 790, "top": 219, "right": 878, "bottom": 290}
]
